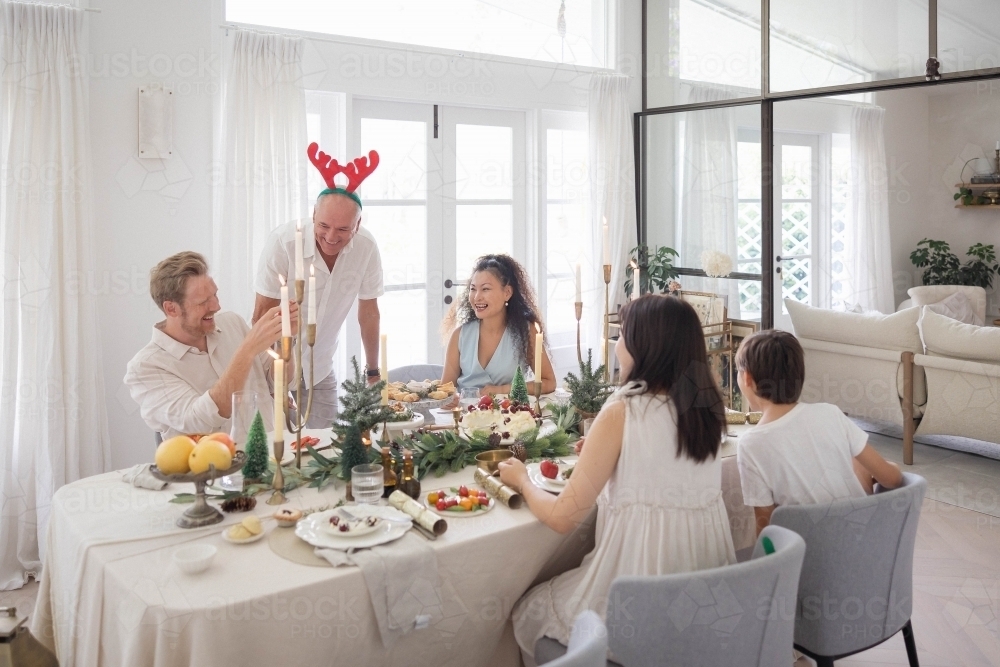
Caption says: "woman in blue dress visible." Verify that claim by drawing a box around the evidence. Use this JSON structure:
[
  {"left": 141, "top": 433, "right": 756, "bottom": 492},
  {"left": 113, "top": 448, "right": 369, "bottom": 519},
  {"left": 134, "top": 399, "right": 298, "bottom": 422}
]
[{"left": 442, "top": 254, "right": 556, "bottom": 396}]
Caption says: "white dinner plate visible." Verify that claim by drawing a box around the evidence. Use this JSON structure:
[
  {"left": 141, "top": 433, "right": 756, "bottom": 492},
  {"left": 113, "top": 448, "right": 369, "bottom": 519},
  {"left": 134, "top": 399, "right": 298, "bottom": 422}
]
[
  {"left": 421, "top": 491, "right": 495, "bottom": 518},
  {"left": 371, "top": 412, "right": 425, "bottom": 438},
  {"left": 526, "top": 460, "right": 576, "bottom": 494},
  {"left": 295, "top": 509, "right": 410, "bottom": 550}
]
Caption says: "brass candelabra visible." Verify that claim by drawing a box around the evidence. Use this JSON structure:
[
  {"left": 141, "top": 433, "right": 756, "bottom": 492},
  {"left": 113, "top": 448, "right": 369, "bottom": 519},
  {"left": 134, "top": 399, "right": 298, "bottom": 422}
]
[{"left": 268, "top": 279, "right": 317, "bottom": 505}]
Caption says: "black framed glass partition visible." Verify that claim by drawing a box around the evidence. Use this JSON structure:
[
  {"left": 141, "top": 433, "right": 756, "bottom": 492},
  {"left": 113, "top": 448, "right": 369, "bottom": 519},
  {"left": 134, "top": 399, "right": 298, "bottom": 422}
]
[
  {"left": 640, "top": 0, "right": 1000, "bottom": 329},
  {"left": 642, "top": 103, "right": 764, "bottom": 323}
]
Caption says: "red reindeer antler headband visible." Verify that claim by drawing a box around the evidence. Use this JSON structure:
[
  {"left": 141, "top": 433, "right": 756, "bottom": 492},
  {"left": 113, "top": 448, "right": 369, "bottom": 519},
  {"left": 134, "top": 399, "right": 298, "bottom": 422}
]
[{"left": 307, "top": 143, "right": 380, "bottom": 208}]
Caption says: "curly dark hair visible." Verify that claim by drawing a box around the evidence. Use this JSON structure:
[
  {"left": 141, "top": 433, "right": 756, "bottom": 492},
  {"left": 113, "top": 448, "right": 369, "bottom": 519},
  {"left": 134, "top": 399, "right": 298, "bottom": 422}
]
[{"left": 442, "top": 254, "right": 547, "bottom": 366}]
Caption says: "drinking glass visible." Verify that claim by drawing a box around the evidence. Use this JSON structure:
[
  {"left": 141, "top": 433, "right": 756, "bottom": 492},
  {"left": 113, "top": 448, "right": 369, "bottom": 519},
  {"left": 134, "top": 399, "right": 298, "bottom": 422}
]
[
  {"left": 460, "top": 387, "right": 480, "bottom": 407},
  {"left": 351, "top": 464, "right": 384, "bottom": 505},
  {"left": 220, "top": 390, "right": 257, "bottom": 491}
]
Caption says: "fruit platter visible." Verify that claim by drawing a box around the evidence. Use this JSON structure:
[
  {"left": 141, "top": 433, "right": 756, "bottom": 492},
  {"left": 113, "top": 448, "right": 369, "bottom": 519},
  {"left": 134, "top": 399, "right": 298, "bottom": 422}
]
[
  {"left": 460, "top": 395, "right": 550, "bottom": 445},
  {"left": 150, "top": 433, "right": 247, "bottom": 528},
  {"left": 422, "top": 486, "right": 495, "bottom": 517}
]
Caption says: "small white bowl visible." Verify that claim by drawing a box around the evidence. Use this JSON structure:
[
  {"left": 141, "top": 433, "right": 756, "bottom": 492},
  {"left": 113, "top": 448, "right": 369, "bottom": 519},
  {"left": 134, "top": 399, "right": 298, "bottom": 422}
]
[{"left": 173, "top": 544, "right": 216, "bottom": 574}]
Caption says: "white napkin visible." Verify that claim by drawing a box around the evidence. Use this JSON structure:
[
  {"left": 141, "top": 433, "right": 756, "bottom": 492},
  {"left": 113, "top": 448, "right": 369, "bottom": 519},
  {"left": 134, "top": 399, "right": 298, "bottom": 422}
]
[
  {"left": 315, "top": 532, "right": 442, "bottom": 648},
  {"left": 121, "top": 464, "right": 168, "bottom": 491}
]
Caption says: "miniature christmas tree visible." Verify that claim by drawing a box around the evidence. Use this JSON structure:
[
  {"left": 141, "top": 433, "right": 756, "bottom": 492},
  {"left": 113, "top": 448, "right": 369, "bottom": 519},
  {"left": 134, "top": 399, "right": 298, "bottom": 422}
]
[
  {"left": 338, "top": 423, "right": 368, "bottom": 481},
  {"left": 241, "top": 410, "right": 269, "bottom": 481},
  {"left": 563, "top": 349, "right": 613, "bottom": 416},
  {"left": 509, "top": 366, "right": 529, "bottom": 404},
  {"left": 337, "top": 356, "right": 395, "bottom": 436}
]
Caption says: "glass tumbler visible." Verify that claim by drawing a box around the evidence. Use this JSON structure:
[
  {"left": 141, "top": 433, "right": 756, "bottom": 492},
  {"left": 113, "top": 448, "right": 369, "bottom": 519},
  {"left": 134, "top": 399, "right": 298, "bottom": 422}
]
[
  {"left": 351, "top": 464, "right": 384, "bottom": 505},
  {"left": 220, "top": 390, "right": 257, "bottom": 491}
]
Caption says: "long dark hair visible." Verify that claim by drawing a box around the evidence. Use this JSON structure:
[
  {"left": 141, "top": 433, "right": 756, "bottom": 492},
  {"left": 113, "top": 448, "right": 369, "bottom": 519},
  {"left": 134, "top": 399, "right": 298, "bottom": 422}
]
[
  {"left": 443, "top": 254, "right": 545, "bottom": 365},
  {"left": 618, "top": 295, "right": 726, "bottom": 463}
]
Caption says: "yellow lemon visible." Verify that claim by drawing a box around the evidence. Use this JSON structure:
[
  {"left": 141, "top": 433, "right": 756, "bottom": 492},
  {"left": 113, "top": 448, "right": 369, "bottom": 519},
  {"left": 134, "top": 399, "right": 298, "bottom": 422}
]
[
  {"left": 154, "top": 435, "right": 196, "bottom": 474},
  {"left": 188, "top": 439, "right": 233, "bottom": 474}
]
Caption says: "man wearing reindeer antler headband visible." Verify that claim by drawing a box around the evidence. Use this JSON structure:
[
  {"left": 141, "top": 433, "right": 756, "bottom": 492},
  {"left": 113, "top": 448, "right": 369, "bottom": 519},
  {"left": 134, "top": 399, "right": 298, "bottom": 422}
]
[{"left": 252, "top": 144, "right": 384, "bottom": 426}]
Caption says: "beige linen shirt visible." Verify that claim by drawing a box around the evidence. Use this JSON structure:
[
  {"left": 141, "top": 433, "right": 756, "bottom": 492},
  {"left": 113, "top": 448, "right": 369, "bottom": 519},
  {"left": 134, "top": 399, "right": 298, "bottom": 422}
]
[
  {"left": 254, "top": 220, "right": 383, "bottom": 383},
  {"left": 124, "top": 311, "right": 273, "bottom": 438}
]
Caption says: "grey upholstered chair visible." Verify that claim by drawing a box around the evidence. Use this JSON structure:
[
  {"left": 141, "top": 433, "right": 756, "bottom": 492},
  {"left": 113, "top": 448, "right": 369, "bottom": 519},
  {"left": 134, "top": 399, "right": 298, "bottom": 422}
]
[
  {"left": 387, "top": 364, "right": 445, "bottom": 384},
  {"left": 538, "top": 610, "right": 609, "bottom": 667},
  {"left": 536, "top": 526, "right": 805, "bottom": 666},
  {"left": 769, "top": 472, "right": 927, "bottom": 667}
]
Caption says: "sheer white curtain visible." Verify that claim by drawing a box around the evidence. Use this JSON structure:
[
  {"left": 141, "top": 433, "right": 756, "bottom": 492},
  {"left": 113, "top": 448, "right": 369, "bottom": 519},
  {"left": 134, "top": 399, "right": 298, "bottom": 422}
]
[
  {"left": 214, "top": 29, "right": 308, "bottom": 319},
  {"left": 588, "top": 73, "right": 638, "bottom": 365},
  {"left": 680, "top": 86, "right": 741, "bottom": 318},
  {"left": 846, "top": 105, "right": 894, "bottom": 314},
  {"left": 0, "top": 0, "right": 110, "bottom": 591}
]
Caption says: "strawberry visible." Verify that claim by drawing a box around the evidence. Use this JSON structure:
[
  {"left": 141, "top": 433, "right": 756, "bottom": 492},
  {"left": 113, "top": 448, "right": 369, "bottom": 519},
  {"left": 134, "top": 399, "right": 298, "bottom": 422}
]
[
  {"left": 478, "top": 396, "right": 494, "bottom": 410},
  {"left": 540, "top": 460, "right": 559, "bottom": 479}
]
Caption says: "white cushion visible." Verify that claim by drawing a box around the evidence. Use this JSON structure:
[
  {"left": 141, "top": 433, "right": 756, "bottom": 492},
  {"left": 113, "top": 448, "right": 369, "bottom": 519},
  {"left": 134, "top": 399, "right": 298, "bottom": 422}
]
[
  {"left": 896, "top": 298, "right": 913, "bottom": 312},
  {"left": 908, "top": 285, "right": 986, "bottom": 324},
  {"left": 924, "top": 291, "right": 982, "bottom": 326},
  {"left": 918, "top": 307, "right": 1000, "bottom": 363},
  {"left": 785, "top": 298, "right": 922, "bottom": 353}
]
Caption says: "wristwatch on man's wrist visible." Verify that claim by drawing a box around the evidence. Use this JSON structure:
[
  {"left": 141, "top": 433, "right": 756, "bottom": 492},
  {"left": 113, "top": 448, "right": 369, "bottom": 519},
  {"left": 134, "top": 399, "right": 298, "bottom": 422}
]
[{"left": 365, "top": 367, "right": 381, "bottom": 378}]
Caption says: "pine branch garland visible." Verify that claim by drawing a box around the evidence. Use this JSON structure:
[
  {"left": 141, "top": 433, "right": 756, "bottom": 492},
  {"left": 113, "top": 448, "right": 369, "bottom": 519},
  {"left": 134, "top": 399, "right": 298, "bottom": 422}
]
[
  {"left": 563, "top": 349, "right": 613, "bottom": 415},
  {"left": 241, "top": 411, "right": 269, "bottom": 481}
]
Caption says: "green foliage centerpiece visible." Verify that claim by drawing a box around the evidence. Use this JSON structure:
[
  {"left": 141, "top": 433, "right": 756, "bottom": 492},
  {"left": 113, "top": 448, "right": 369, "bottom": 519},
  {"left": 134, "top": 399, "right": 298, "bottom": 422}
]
[{"left": 564, "top": 349, "right": 613, "bottom": 418}]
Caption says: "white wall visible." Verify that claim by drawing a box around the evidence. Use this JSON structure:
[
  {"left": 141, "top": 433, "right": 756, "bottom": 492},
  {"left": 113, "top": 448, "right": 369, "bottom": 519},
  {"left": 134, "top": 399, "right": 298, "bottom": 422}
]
[
  {"left": 90, "top": 0, "right": 642, "bottom": 468},
  {"left": 877, "top": 82, "right": 1000, "bottom": 314},
  {"left": 88, "top": 0, "right": 219, "bottom": 469}
]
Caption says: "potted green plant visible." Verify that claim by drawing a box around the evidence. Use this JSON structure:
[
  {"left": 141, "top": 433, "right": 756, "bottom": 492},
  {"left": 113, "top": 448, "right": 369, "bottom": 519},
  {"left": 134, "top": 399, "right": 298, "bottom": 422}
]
[
  {"left": 909, "top": 239, "right": 1000, "bottom": 289},
  {"left": 624, "top": 244, "right": 679, "bottom": 298},
  {"left": 563, "top": 350, "right": 613, "bottom": 421}
]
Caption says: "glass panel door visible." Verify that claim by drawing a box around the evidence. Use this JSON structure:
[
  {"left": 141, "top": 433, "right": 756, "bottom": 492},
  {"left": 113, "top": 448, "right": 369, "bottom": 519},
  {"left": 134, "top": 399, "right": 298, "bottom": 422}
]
[
  {"left": 351, "top": 99, "right": 438, "bottom": 369},
  {"left": 773, "top": 133, "right": 819, "bottom": 331},
  {"left": 442, "top": 106, "right": 527, "bottom": 290}
]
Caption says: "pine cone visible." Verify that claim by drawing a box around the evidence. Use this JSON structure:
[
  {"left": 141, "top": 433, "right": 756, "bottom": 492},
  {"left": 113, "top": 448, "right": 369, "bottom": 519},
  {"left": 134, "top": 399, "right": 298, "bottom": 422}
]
[
  {"left": 507, "top": 441, "right": 527, "bottom": 462},
  {"left": 221, "top": 495, "right": 257, "bottom": 513},
  {"left": 487, "top": 432, "right": 502, "bottom": 448}
]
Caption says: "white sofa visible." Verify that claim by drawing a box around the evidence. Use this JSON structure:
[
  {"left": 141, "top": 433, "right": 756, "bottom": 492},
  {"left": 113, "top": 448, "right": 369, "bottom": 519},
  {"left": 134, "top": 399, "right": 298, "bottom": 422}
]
[{"left": 785, "top": 297, "right": 1000, "bottom": 464}]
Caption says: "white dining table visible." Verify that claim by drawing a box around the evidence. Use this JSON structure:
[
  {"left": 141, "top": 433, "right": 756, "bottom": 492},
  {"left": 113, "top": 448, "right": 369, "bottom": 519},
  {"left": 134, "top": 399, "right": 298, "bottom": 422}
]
[{"left": 29, "top": 421, "right": 756, "bottom": 667}]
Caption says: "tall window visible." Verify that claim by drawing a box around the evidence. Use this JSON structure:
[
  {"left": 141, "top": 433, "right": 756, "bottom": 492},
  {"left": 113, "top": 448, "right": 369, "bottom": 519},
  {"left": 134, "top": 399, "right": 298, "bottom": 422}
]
[
  {"left": 542, "top": 112, "right": 589, "bottom": 380},
  {"left": 736, "top": 138, "right": 762, "bottom": 319},
  {"left": 227, "top": 0, "right": 610, "bottom": 67}
]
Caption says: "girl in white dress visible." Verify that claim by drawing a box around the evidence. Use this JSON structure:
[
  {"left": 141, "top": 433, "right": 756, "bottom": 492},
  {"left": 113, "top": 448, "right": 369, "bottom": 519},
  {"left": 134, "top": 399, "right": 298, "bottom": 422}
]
[{"left": 499, "top": 294, "right": 737, "bottom": 663}]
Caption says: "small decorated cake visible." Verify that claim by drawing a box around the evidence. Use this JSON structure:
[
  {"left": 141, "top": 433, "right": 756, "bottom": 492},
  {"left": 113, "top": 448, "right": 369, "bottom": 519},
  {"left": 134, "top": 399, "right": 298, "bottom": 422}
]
[{"left": 460, "top": 395, "right": 537, "bottom": 440}]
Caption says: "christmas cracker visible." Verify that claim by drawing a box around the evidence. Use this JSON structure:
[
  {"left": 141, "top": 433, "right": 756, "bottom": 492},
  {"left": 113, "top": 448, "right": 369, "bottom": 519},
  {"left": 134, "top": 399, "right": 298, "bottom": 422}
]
[
  {"left": 474, "top": 468, "right": 523, "bottom": 509},
  {"left": 387, "top": 490, "right": 447, "bottom": 536}
]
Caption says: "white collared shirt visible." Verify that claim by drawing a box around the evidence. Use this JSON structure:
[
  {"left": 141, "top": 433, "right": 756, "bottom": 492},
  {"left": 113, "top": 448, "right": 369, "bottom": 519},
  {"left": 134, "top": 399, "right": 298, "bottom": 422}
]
[
  {"left": 124, "top": 311, "right": 273, "bottom": 438},
  {"left": 254, "top": 220, "right": 384, "bottom": 382}
]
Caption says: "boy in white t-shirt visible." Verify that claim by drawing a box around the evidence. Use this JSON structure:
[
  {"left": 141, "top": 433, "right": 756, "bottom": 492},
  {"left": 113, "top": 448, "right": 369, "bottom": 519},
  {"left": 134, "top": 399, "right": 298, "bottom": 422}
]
[{"left": 735, "top": 329, "right": 903, "bottom": 536}]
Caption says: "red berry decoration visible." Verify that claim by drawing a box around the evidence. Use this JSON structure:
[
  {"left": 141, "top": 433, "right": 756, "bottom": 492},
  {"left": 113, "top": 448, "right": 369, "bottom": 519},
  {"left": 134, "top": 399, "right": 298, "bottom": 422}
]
[
  {"left": 540, "top": 460, "right": 559, "bottom": 479},
  {"left": 500, "top": 399, "right": 511, "bottom": 409},
  {"left": 436, "top": 499, "right": 447, "bottom": 511},
  {"left": 458, "top": 485, "right": 469, "bottom": 497}
]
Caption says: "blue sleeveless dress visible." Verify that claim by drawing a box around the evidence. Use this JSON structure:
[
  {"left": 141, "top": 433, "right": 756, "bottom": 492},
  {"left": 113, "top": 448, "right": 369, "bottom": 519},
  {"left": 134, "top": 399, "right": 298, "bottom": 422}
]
[{"left": 457, "top": 320, "right": 523, "bottom": 390}]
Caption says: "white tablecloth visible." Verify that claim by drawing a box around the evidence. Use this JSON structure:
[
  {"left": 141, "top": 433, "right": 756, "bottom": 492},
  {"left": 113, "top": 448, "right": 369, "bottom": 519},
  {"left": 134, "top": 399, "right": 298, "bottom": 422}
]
[{"left": 30, "top": 424, "right": 755, "bottom": 667}]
